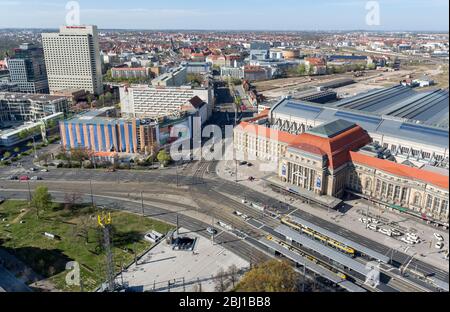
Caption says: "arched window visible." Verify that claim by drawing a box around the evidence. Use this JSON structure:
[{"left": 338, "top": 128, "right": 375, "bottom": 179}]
[
  {"left": 413, "top": 193, "right": 422, "bottom": 206},
  {"left": 365, "top": 178, "right": 372, "bottom": 190}
]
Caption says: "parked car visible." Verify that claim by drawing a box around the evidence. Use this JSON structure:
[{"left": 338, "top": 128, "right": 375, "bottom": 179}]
[
  {"left": 401, "top": 237, "right": 416, "bottom": 245},
  {"left": 31, "top": 176, "right": 42, "bottom": 181},
  {"left": 29, "top": 168, "right": 37, "bottom": 172},
  {"left": 379, "top": 228, "right": 392, "bottom": 237},
  {"left": 8, "top": 175, "right": 18, "bottom": 180},
  {"left": 368, "top": 224, "right": 378, "bottom": 231},
  {"left": 407, "top": 233, "right": 420, "bottom": 241},
  {"left": 435, "top": 242, "right": 444, "bottom": 250},
  {"left": 40, "top": 169, "right": 49, "bottom": 172},
  {"left": 247, "top": 163, "right": 253, "bottom": 167},
  {"left": 206, "top": 227, "right": 218, "bottom": 235},
  {"left": 239, "top": 161, "right": 248, "bottom": 166},
  {"left": 434, "top": 233, "right": 444, "bottom": 242},
  {"left": 19, "top": 176, "right": 30, "bottom": 181}
]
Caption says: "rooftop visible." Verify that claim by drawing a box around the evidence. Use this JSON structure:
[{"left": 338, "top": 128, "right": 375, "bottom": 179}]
[
  {"left": 0, "top": 92, "right": 68, "bottom": 102},
  {"left": 306, "top": 119, "right": 356, "bottom": 138},
  {"left": 350, "top": 151, "right": 449, "bottom": 189},
  {"left": 271, "top": 93, "right": 449, "bottom": 149}
]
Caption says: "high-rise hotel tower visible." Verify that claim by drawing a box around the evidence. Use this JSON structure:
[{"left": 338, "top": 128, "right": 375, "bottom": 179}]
[{"left": 42, "top": 25, "right": 103, "bottom": 95}]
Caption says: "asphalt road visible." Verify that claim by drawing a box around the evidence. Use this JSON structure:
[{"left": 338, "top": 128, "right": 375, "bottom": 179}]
[{"left": 1, "top": 158, "right": 448, "bottom": 286}]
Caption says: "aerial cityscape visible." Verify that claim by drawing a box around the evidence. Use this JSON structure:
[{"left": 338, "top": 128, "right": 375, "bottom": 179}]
[{"left": 0, "top": 0, "right": 448, "bottom": 301}]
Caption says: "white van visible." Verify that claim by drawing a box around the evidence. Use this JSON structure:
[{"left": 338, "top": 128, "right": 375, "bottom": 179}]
[
  {"left": 407, "top": 233, "right": 420, "bottom": 241},
  {"left": 401, "top": 237, "right": 415, "bottom": 245},
  {"left": 368, "top": 224, "right": 378, "bottom": 231},
  {"left": 379, "top": 228, "right": 392, "bottom": 237}
]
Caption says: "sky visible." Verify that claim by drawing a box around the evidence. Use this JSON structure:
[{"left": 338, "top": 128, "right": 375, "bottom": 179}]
[{"left": 0, "top": 0, "right": 448, "bottom": 31}]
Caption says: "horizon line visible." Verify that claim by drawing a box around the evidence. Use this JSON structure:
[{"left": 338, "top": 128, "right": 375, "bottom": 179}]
[{"left": 0, "top": 27, "right": 449, "bottom": 33}]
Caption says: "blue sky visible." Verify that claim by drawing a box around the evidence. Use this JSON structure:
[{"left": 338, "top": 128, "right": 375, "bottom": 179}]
[{"left": 0, "top": 0, "right": 448, "bottom": 31}]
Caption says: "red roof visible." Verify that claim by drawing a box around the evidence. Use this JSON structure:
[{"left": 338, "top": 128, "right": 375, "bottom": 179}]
[
  {"left": 291, "top": 125, "right": 371, "bottom": 169},
  {"left": 350, "top": 151, "right": 449, "bottom": 190},
  {"left": 237, "top": 121, "right": 371, "bottom": 170}
]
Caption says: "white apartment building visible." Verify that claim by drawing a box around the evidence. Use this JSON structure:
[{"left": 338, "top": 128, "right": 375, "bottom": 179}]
[
  {"left": 119, "top": 85, "right": 214, "bottom": 119},
  {"left": 42, "top": 25, "right": 103, "bottom": 95}
]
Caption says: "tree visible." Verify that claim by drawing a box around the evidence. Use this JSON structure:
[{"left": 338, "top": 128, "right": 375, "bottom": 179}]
[
  {"left": 157, "top": 150, "right": 172, "bottom": 167},
  {"left": 235, "top": 260, "right": 299, "bottom": 292},
  {"left": 3, "top": 151, "right": 11, "bottom": 159},
  {"left": 186, "top": 74, "right": 203, "bottom": 87},
  {"left": 70, "top": 148, "right": 89, "bottom": 167},
  {"left": 104, "top": 92, "right": 113, "bottom": 105},
  {"left": 38, "top": 152, "right": 51, "bottom": 166},
  {"left": 214, "top": 269, "right": 230, "bottom": 292},
  {"left": 86, "top": 93, "right": 95, "bottom": 108},
  {"left": 13, "top": 147, "right": 20, "bottom": 153},
  {"left": 297, "top": 64, "right": 306, "bottom": 76},
  {"left": 47, "top": 119, "right": 57, "bottom": 129},
  {"left": 31, "top": 185, "right": 52, "bottom": 218},
  {"left": 64, "top": 192, "right": 82, "bottom": 213},
  {"left": 226, "top": 265, "right": 240, "bottom": 288}
]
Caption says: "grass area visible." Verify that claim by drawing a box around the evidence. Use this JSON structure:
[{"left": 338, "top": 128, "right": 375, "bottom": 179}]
[{"left": 0, "top": 200, "right": 173, "bottom": 291}]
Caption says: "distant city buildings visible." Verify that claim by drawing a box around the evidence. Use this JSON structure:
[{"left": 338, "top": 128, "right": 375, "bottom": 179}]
[
  {"left": 7, "top": 43, "right": 49, "bottom": 94},
  {"left": 42, "top": 25, "right": 103, "bottom": 95},
  {"left": 151, "top": 66, "right": 187, "bottom": 87},
  {"left": 243, "top": 65, "right": 271, "bottom": 81},
  {"left": 111, "top": 67, "right": 149, "bottom": 80},
  {"left": 181, "top": 62, "right": 212, "bottom": 75}
]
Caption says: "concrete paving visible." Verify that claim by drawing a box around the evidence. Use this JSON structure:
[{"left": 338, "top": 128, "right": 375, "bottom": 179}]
[{"left": 117, "top": 228, "right": 249, "bottom": 292}]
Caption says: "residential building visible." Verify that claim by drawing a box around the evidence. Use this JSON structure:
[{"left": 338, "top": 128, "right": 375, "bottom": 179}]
[
  {"left": 151, "top": 66, "right": 187, "bottom": 87},
  {"left": 181, "top": 62, "right": 212, "bottom": 74},
  {"left": 244, "top": 65, "right": 270, "bottom": 81},
  {"left": 111, "top": 67, "right": 149, "bottom": 79},
  {"left": 221, "top": 66, "right": 244, "bottom": 79},
  {"left": 119, "top": 85, "right": 214, "bottom": 120}
]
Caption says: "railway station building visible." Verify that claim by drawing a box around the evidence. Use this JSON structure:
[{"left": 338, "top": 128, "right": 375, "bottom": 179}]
[{"left": 234, "top": 108, "right": 449, "bottom": 224}]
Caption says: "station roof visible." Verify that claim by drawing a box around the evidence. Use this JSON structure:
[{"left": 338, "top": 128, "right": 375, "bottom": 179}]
[
  {"left": 259, "top": 238, "right": 367, "bottom": 292},
  {"left": 287, "top": 215, "right": 390, "bottom": 263},
  {"left": 270, "top": 93, "right": 449, "bottom": 148},
  {"left": 275, "top": 225, "right": 371, "bottom": 276}
]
